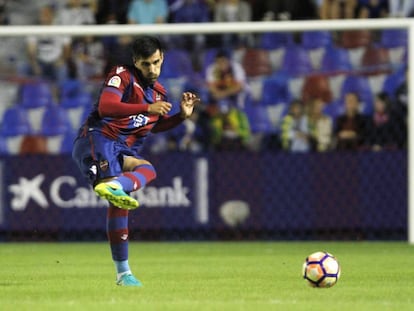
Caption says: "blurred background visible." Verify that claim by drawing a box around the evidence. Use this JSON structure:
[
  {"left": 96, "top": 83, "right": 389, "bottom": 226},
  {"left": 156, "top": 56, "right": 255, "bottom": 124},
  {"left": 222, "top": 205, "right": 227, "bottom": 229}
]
[{"left": 0, "top": 0, "right": 408, "bottom": 241}]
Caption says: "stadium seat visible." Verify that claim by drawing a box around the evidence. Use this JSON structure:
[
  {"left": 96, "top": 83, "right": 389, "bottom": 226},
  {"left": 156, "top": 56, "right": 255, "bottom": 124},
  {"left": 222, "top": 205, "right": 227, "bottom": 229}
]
[
  {"left": 340, "top": 30, "right": 373, "bottom": 49},
  {"left": 19, "top": 135, "right": 48, "bottom": 155},
  {"left": 280, "top": 45, "right": 312, "bottom": 77},
  {"left": 323, "top": 99, "right": 343, "bottom": 120},
  {"left": 261, "top": 75, "right": 291, "bottom": 106},
  {"left": 0, "top": 136, "right": 8, "bottom": 155},
  {"left": 320, "top": 46, "right": 352, "bottom": 74},
  {"left": 382, "top": 65, "right": 406, "bottom": 100},
  {"left": 0, "top": 106, "right": 32, "bottom": 137},
  {"left": 19, "top": 82, "right": 53, "bottom": 108},
  {"left": 160, "top": 49, "right": 194, "bottom": 79},
  {"left": 301, "top": 74, "right": 333, "bottom": 103},
  {"left": 60, "top": 79, "right": 83, "bottom": 98},
  {"left": 361, "top": 46, "right": 392, "bottom": 75},
  {"left": 243, "top": 97, "right": 275, "bottom": 134},
  {"left": 59, "top": 129, "right": 77, "bottom": 154},
  {"left": 259, "top": 32, "right": 293, "bottom": 50},
  {"left": 60, "top": 79, "right": 93, "bottom": 108},
  {"left": 200, "top": 48, "right": 219, "bottom": 75},
  {"left": 380, "top": 29, "right": 407, "bottom": 49},
  {"left": 301, "top": 31, "right": 332, "bottom": 50},
  {"left": 41, "top": 105, "right": 72, "bottom": 136},
  {"left": 242, "top": 48, "right": 272, "bottom": 77}
]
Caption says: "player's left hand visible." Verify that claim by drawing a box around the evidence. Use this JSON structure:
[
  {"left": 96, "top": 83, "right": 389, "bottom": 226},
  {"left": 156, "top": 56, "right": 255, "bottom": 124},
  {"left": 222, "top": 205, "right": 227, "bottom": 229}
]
[{"left": 179, "top": 92, "right": 200, "bottom": 119}]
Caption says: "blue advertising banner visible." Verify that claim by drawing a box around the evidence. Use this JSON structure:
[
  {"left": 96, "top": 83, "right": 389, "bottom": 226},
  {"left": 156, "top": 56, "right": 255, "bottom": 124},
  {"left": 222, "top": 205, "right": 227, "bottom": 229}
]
[{"left": 0, "top": 151, "right": 408, "bottom": 239}]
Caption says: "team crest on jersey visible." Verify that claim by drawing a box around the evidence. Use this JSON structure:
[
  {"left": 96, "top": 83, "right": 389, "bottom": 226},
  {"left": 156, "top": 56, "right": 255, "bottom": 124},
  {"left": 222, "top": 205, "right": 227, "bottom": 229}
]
[
  {"left": 108, "top": 76, "right": 121, "bottom": 88},
  {"left": 156, "top": 92, "right": 162, "bottom": 101}
]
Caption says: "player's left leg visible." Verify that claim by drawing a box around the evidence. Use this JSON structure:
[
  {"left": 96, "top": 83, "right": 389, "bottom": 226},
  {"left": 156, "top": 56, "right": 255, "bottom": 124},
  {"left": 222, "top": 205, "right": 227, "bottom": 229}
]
[{"left": 106, "top": 203, "right": 142, "bottom": 286}]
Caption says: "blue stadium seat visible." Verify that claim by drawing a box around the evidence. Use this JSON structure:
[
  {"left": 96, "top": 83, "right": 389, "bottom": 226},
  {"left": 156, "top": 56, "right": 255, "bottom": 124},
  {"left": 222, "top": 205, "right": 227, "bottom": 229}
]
[
  {"left": 0, "top": 106, "right": 32, "bottom": 137},
  {"left": 320, "top": 46, "right": 352, "bottom": 74},
  {"left": 323, "top": 99, "right": 344, "bottom": 120},
  {"left": 60, "top": 79, "right": 83, "bottom": 98},
  {"left": 0, "top": 136, "right": 8, "bottom": 155},
  {"left": 40, "top": 105, "right": 72, "bottom": 136},
  {"left": 19, "top": 82, "right": 53, "bottom": 108},
  {"left": 200, "top": 48, "right": 220, "bottom": 74},
  {"left": 382, "top": 65, "right": 406, "bottom": 100},
  {"left": 261, "top": 75, "right": 291, "bottom": 105},
  {"left": 160, "top": 49, "right": 194, "bottom": 79},
  {"left": 380, "top": 29, "right": 408, "bottom": 49},
  {"left": 280, "top": 45, "right": 312, "bottom": 77},
  {"left": 302, "top": 31, "right": 332, "bottom": 50},
  {"left": 259, "top": 32, "right": 293, "bottom": 50},
  {"left": 60, "top": 129, "right": 77, "bottom": 154},
  {"left": 243, "top": 97, "right": 275, "bottom": 134}
]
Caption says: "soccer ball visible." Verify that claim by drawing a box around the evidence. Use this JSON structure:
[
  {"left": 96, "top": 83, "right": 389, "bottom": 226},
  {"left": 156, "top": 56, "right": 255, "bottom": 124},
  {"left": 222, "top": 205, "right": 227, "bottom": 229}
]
[{"left": 302, "top": 251, "right": 341, "bottom": 288}]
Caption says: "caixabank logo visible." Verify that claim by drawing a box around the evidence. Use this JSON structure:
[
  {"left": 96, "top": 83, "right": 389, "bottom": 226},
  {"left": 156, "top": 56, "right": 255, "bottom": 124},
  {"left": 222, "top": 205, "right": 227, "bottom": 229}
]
[{"left": 8, "top": 174, "right": 191, "bottom": 211}]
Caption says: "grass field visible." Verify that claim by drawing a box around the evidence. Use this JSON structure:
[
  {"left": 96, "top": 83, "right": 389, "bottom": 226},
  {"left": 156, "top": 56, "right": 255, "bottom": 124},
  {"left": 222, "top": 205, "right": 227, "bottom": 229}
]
[{"left": 1, "top": 241, "right": 414, "bottom": 311}]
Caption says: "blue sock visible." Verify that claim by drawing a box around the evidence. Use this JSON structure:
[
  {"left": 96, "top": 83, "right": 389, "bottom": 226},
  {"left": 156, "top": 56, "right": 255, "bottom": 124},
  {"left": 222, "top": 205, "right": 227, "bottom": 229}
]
[{"left": 114, "top": 260, "right": 130, "bottom": 274}]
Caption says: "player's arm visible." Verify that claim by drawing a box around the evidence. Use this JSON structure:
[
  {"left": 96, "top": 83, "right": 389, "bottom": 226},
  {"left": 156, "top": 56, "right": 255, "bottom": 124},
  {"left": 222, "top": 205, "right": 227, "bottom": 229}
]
[
  {"left": 98, "top": 69, "right": 150, "bottom": 117},
  {"left": 151, "top": 92, "right": 199, "bottom": 133},
  {"left": 98, "top": 90, "right": 150, "bottom": 117}
]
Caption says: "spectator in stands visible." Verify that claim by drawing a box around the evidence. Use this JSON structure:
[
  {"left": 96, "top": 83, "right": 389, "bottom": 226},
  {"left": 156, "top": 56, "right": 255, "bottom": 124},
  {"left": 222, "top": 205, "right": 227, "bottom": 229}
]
[
  {"left": 388, "top": 0, "right": 414, "bottom": 17},
  {"left": 25, "top": 5, "right": 72, "bottom": 81},
  {"left": 103, "top": 35, "right": 134, "bottom": 75},
  {"left": 73, "top": 35, "right": 105, "bottom": 80},
  {"left": 334, "top": 92, "right": 369, "bottom": 151},
  {"left": 280, "top": 99, "right": 311, "bottom": 152},
  {"left": 169, "top": 0, "right": 211, "bottom": 51},
  {"left": 167, "top": 105, "right": 210, "bottom": 152},
  {"left": 393, "top": 67, "right": 407, "bottom": 148},
  {"left": 206, "top": 49, "right": 247, "bottom": 111},
  {"left": 0, "top": 0, "right": 9, "bottom": 25},
  {"left": 0, "top": 0, "right": 24, "bottom": 75},
  {"left": 55, "top": 0, "right": 97, "bottom": 25},
  {"left": 210, "top": 105, "right": 251, "bottom": 151},
  {"left": 96, "top": 0, "right": 130, "bottom": 24},
  {"left": 358, "top": 0, "right": 389, "bottom": 18},
  {"left": 307, "top": 98, "right": 333, "bottom": 152},
  {"left": 318, "top": 0, "right": 359, "bottom": 19},
  {"left": 213, "top": 0, "right": 253, "bottom": 48},
  {"left": 261, "top": 0, "right": 317, "bottom": 21},
  {"left": 367, "top": 92, "right": 399, "bottom": 151},
  {"left": 127, "top": 0, "right": 168, "bottom": 24}
]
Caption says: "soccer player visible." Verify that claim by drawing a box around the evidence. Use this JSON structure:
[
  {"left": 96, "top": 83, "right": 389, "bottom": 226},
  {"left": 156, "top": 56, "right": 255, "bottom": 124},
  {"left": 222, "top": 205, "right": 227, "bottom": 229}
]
[{"left": 72, "top": 35, "right": 199, "bottom": 286}]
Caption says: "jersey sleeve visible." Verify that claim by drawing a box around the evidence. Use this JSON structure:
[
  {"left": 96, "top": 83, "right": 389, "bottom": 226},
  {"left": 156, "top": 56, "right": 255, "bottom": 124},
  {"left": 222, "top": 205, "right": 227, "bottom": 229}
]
[
  {"left": 150, "top": 113, "right": 185, "bottom": 133},
  {"left": 98, "top": 66, "right": 150, "bottom": 118}
]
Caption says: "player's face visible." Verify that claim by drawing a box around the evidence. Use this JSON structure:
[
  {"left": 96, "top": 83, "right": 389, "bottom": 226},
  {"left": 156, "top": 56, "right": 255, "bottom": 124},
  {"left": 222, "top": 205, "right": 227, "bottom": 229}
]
[{"left": 134, "top": 50, "right": 164, "bottom": 84}]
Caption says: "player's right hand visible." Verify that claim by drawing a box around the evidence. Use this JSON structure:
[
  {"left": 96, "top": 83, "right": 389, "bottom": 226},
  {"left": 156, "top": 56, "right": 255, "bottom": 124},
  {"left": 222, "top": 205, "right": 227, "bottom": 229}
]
[{"left": 148, "top": 101, "right": 172, "bottom": 116}]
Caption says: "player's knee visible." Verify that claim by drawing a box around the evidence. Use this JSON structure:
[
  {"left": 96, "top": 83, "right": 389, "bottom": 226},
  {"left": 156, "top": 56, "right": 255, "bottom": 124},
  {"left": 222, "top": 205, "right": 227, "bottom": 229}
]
[{"left": 123, "top": 157, "right": 152, "bottom": 172}]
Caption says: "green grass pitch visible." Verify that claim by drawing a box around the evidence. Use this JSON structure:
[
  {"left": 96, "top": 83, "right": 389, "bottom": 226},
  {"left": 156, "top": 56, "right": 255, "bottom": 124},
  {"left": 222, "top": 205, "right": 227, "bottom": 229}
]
[{"left": 1, "top": 241, "right": 414, "bottom": 311}]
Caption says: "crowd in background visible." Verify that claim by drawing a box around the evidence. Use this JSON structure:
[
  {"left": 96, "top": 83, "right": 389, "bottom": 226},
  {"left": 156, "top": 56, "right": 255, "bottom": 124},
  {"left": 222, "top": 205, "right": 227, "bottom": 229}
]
[{"left": 0, "top": 0, "right": 409, "bottom": 155}]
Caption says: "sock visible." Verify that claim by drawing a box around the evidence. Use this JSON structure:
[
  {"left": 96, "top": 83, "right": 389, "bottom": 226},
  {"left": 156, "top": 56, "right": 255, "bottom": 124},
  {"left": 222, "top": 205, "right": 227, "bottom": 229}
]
[
  {"left": 113, "top": 164, "right": 157, "bottom": 193},
  {"left": 114, "top": 260, "right": 131, "bottom": 280},
  {"left": 106, "top": 203, "right": 130, "bottom": 277}
]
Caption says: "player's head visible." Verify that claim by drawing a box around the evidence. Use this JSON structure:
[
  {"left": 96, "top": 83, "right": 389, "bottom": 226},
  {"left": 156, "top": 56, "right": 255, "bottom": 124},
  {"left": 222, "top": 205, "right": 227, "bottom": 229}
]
[{"left": 131, "top": 36, "right": 164, "bottom": 84}]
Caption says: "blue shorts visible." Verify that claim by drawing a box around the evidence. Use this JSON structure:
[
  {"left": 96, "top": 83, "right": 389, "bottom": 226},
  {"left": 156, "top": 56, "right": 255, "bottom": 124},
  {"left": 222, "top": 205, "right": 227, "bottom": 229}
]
[{"left": 72, "top": 131, "right": 140, "bottom": 185}]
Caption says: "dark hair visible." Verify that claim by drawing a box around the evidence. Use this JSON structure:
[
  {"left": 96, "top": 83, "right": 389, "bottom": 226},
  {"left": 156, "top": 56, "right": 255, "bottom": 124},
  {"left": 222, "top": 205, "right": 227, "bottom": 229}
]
[
  {"left": 215, "top": 49, "right": 231, "bottom": 59},
  {"left": 131, "top": 36, "right": 163, "bottom": 61}
]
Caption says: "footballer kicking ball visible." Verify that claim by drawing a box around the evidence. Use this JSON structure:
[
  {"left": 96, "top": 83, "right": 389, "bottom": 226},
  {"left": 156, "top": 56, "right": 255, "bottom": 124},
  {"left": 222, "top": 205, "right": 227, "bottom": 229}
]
[{"left": 302, "top": 251, "right": 341, "bottom": 288}]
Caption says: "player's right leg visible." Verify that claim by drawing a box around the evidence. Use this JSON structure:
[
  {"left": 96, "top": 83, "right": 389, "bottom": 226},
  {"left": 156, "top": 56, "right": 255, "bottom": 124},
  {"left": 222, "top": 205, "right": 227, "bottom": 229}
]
[
  {"left": 94, "top": 181, "right": 139, "bottom": 210},
  {"left": 94, "top": 156, "right": 156, "bottom": 209}
]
